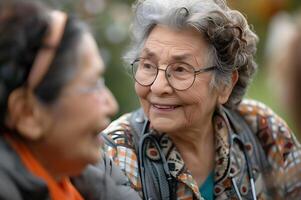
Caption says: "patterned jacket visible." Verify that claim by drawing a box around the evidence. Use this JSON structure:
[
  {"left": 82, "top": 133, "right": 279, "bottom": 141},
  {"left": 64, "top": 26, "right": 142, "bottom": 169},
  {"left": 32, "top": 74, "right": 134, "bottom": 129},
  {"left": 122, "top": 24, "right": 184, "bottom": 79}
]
[{"left": 102, "top": 99, "right": 301, "bottom": 200}]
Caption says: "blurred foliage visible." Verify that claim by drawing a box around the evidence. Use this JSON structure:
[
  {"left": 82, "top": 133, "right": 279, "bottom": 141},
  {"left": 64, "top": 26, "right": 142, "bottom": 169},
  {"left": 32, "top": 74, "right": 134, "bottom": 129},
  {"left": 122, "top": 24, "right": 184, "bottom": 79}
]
[
  {"left": 42, "top": 0, "right": 300, "bottom": 134},
  {"left": 229, "top": 0, "right": 301, "bottom": 135}
]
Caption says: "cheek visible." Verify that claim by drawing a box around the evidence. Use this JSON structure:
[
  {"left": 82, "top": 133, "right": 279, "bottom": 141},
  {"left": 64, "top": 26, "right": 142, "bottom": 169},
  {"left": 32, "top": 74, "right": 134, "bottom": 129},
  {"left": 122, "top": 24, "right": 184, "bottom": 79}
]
[
  {"left": 179, "top": 85, "right": 217, "bottom": 121},
  {"left": 135, "top": 83, "right": 148, "bottom": 98},
  {"left": 84, "top": 94, "right": 110, "bottom": 122},
  {"left": 135, "top": 83, "right": 151, "bottom": 116},
  {"left": 180, "top": 91, "right": 204, "bottom": 120},
  {"left": 183, "top": 78, "right": 215, "bottom": 105},
  {"left": 180, "top": 86, "right": 206, "bottom": 107},
  {"left": 55, "top": 95, "right": 106, "bottom": 127},
  {"left": 77, "top": 96, "right": 103, "bottom": 115}
]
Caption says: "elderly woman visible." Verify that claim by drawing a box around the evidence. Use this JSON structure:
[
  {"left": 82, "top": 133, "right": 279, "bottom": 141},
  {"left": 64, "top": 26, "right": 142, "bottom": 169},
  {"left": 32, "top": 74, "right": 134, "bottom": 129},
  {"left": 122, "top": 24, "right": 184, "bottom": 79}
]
[
  {"left": 0, "top": 0, "right": 141, "bottom": 199},
  {"left": 102, "top": 0, "right": 301, "bottom": 199}
]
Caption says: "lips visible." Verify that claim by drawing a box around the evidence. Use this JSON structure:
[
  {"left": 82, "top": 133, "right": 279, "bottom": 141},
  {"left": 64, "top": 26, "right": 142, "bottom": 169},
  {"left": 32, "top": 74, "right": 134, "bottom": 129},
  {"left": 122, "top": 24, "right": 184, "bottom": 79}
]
[{"left": 152, "top": 104, "right": 180, "bottom": 109}]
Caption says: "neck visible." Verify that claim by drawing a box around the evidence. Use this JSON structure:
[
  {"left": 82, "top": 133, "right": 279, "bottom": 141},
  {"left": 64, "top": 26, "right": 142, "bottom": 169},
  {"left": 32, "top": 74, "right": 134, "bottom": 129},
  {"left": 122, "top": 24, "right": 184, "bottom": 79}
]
[
  {"left": 169, "top": 116, "right": 215, "bottom": 186},
  {"left": 169, "top": 110, "right": 215, "bottom": 153},
  {"left": 25, "top": 140, "right": 83, "bottom": 180}
]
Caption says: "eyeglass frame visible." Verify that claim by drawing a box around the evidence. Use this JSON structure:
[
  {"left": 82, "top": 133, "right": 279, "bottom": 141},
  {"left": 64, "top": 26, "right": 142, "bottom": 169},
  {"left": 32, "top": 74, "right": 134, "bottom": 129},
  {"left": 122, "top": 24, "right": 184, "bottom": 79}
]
[
  {"left": 62, "top": 78, "right": 106, "bottom": 96},
  {"left": 131, "top": 57, "right": 217, "bottom": 91}
]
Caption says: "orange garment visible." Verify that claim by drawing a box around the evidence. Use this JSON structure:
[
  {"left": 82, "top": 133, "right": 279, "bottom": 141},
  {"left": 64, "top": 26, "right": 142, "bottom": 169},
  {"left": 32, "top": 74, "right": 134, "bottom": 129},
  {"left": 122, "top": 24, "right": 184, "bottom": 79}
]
[{"left": 5, "top": 134, "right": 84, "bottom": 200}]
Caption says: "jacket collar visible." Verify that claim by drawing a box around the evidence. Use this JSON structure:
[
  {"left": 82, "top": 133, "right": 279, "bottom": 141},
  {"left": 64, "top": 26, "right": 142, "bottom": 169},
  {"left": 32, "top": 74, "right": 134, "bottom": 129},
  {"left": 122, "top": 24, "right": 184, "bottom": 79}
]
[
  {"left": 0, "top": 134, "right": 49, "bottom": 199},
  {"left": 144, "top": 106, "right": 233, "bottom": 199}
]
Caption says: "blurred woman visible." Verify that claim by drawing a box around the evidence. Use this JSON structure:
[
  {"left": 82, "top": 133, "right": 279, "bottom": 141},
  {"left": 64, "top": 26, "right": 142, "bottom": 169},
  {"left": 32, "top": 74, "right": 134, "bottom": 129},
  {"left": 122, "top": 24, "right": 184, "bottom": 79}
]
[{"left": 0, "top": 0, "right": 138, "bottom": 199}]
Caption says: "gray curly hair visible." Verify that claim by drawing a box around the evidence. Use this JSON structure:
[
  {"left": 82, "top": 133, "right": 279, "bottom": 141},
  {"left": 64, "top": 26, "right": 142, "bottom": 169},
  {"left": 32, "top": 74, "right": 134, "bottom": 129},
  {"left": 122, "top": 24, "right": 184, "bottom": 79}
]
[{"left": 124, "top": 0, "right": 258, "bottom": 108}]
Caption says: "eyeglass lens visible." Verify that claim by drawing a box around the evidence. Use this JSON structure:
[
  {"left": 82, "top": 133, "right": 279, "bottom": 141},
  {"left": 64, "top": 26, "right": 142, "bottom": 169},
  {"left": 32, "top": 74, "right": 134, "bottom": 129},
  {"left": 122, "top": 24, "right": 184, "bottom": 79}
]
[{"left": 132, "top": 59, "right": 196, "bottom": 90}]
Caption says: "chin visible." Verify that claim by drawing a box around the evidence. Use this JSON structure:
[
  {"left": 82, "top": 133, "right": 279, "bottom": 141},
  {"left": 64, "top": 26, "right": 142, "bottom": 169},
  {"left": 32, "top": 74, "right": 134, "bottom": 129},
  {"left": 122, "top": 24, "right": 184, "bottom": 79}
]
[
  {"left": 151, "top": 119, "right": 180, "bottom": 133},
  {"left": 89, "top": 149, "right": 102, "bottom": 164},
  {"left": 80, "top": 147, "right": 102, "bottom": 168}
]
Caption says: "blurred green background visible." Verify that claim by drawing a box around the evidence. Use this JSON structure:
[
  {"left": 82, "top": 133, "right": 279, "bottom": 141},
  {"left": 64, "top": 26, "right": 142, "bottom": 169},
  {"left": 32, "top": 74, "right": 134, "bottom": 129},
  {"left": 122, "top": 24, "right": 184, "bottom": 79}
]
[{"left": 45, "top": 0, "right": 300, "bottom": 135}]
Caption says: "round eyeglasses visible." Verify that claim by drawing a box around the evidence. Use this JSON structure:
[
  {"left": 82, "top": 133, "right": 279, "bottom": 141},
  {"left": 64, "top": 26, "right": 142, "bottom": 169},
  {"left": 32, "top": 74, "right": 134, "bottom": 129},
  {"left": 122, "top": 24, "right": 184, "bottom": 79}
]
[{"left": 131, "top": 58, "right": 216, "bottom": 91}]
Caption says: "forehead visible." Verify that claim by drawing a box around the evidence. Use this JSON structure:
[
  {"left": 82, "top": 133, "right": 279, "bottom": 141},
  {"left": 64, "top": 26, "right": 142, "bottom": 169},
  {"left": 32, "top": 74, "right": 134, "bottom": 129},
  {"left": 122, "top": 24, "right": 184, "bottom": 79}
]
[
  {"left": 142, "top": 25, "right": 208, "bottom": 60},
  {"left": 77, "top": 32, "right": 104, "bottom": 76}
]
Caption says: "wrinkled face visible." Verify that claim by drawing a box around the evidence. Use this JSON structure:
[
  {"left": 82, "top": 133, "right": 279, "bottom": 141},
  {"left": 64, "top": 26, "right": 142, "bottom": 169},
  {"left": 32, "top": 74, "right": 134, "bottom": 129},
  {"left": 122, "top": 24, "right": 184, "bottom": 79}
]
[
  {"left": 39, "top": 32, "right": 118, "bottom": 174},
  {"left": 136, "top": 25, "right": 222, "bottom": 134}
]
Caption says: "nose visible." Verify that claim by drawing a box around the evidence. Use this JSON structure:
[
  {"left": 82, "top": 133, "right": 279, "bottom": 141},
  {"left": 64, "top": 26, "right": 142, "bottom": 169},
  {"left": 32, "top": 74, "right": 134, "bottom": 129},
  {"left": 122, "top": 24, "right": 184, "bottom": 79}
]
[
  {"left": 102, "top": 87, "right": 118, "bottom": 117},
  {"left": 150, "top": 68, "right": 173, "bottom": 94}
]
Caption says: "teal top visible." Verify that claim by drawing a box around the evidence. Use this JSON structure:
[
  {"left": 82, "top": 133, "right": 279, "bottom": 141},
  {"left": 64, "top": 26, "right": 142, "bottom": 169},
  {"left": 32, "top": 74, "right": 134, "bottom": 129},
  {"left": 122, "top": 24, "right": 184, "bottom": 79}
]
[{"left": 199, "top": 171, "right": 214, "bottom": 200}]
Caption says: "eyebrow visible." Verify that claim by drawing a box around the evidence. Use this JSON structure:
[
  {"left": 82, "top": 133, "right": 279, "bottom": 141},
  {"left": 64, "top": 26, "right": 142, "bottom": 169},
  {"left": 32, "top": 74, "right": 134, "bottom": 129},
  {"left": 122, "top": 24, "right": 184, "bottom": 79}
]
[
  {"left": 171, "top": 54, "right": 193, "bottom": 62},
  {"left": 141, "top": 48, "right": 194, "bottom": 62},
  {"left": 141, "top": 48, "right": 157, "bottom": 59}
]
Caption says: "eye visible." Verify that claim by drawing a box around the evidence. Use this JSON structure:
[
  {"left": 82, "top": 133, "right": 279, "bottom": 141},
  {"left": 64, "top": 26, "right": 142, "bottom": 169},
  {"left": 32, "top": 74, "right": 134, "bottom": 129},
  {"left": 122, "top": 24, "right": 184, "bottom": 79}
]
[
  {"left": 171, "top": 63, "right": 191, "bottom": 73},
  {"left": 141, "top": 62, "right": 156, "bottom": 70},
  {"left": 143, "top": 63, "right": 152, "bottom": 69},
  {"left": 139, "top": 60, "right": 157, "bottom": 72},
  {"left": 82, "top": 78, "right": 105, "bottom": 93},
  {"left": 174, "top": 66, "right": 188, "bottom": 72},
  {"left": 168, "top": 63, "right": 194, "bottom": 80}
]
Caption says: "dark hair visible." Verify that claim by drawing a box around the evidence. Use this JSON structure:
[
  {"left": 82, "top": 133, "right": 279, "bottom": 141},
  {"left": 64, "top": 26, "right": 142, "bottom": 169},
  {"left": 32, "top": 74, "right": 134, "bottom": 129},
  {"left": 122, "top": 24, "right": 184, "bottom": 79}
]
[{"left": 0, "top": 0, "right": 87, "bottom": 129}]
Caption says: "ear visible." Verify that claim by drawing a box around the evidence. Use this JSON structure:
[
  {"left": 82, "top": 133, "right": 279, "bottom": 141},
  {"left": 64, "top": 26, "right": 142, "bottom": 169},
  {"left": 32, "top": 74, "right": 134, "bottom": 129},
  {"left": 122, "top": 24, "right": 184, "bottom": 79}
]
[
  {"left": 217, "top": 70, "right": 239, "bottom": 105},
  {"left": 7, "top": 88, "right": 45, "bottom": 140}
]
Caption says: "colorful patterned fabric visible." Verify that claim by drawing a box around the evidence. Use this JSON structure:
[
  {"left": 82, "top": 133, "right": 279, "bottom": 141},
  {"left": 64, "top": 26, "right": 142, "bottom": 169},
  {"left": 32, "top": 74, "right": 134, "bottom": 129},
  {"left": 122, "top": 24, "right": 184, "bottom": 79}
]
[{"left": 102, "top": 99, "right": 301, "bottom": 199}]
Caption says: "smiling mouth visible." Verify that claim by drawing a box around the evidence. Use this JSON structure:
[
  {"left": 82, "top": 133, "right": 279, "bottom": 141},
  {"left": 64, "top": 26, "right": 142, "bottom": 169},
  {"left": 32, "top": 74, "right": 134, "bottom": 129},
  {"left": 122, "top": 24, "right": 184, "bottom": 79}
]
[{"left": 152, "top": 104, "right": 180, "bottom": 110}]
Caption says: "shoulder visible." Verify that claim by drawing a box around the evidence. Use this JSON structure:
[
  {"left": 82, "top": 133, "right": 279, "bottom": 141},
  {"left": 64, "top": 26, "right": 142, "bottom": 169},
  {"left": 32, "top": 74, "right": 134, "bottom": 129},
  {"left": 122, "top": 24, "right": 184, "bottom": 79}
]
[
  {"left": 236, "top": 100, "right": 301, "bottom": 196},
  {"left": 236, "top": 99, "right": 300, "bottom": 165},
  {"left": 0, "top": 136, "right": 49, "bottom": 200},
  {"left": 0, "top": 170, "right": 23, "bottom": 200},
  {"left": 0, "top": 137, "right": 22, "bottom": 199},
  {"left": 237, "top": 99, "right": 292, "bottom": 136},
  {"left": 102, "top": 110, "right": 142, "bottom": 190},
  {"left": 103, "top": 108, "right": 146, "bottom": 148},
  {"left": 73, "top": 155, "right": 141, "bottom": 200},
  {"left": 102, "top": 112, "right": 135, "bottom": 147}
]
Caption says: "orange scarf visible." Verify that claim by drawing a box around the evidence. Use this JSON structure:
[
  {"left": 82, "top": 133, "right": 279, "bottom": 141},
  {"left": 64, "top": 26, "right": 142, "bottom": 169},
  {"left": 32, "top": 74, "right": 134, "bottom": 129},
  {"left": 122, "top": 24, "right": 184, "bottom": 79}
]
[{"left": 5, "top": 134, "right": 84, "bottom": 200}]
